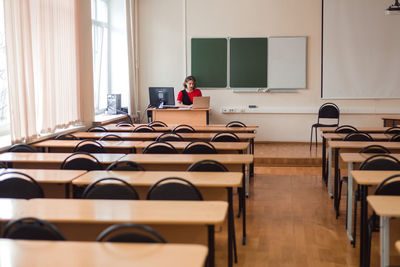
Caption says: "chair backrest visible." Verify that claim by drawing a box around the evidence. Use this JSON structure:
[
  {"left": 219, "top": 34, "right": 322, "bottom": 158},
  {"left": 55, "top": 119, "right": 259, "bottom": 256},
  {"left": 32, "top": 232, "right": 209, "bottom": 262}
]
[
  {"left": 133, "top": 125, "right": 155, "bottom": 132},
  {"left": 317, "top": 102, "right": 340, "bottom": 123},
  {"left": 226, "top": 121, "right": 246, "bottom": 127},
  {"left": 374, "top": 174, "right": 400, "bottom": 196},
  {"left": 142, "top": 141, "right": 178, "bottom": 154},
  {"left": 60, "top": 152, "right": 103, "bottom": 171},
  {"left": 155, "top": 132, "right": 184, "bottom": 142},
  {"left": 343, "top": 132, "right": 373, "bottom": 141},
  {"left": 389, "top": 133, "right": 400, "bottom": 142},
  {"left": 8, "top": 144, "right": 37, "bottom": 153},
  {"left": 334, "top": 125, "right": 358, "bottom": 133},
  {"left": 87, "top": 126, "right": 108, "bottom": 132},
  {"left": 211, "top": 132, "right": 240, "bottom": 142},
  {"left": 359, "top": 154, "right": 400, "bottom": 171},
  {"left": 82, "top": 177, "right": 139, "bottom": 200},
  {"left": 359, "top": 145, "right": 390, "bottom": 154},
  {"left": 99, "top": 134, "right": 123, "bottom": 141},
  {"left": 2, "top": 217, "right": 66, "bottom": 241},
  {"left": 96, "top": 223, "right": 166, "bottom": 243},
  {"left": 146, "top": 177, "right": 203, "bottom": 200},
  {"left": 106, "top": 160, "right": 146, "bottom": 171},
  {"left": 116, "top": 121, "right": 134, "bottom": 127},
  {"left": 172, "top": 124, "right": 196, "bottom": 133},
  {"left": 55, "top": 133, "right": 78, "bottom": 140},
  {"left": 73, "top": 139, "right": 105, "bottom": 153},
  {"left": 182, "top": 140, "right": 217, "bottom": 154},
  {"left": 0, "top": 171, "right": 44, "bottom": 199},
  {"left": 384, "top": 127, "right": 400, "bottom": 135},
  {"left": 187, "top": 159, "right": 229, "bottom": 172},
  {"left": 148, "top": 121, "right": 167, "bottom": 127}
]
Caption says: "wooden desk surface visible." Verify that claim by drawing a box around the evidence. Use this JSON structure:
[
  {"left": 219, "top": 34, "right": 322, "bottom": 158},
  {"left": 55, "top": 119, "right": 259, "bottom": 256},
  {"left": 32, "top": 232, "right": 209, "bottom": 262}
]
[
  {"left": 22, "top": 199, "right": 228, "bottom": 225},
  {"left": 120, "top": 154, "right": 253, "bottom": 164},
  {"left": 0, "top": 152, "right": 125, "bottom": 164},
  {"left": 73, "top": 170, "right": 242, "bottom": 187},
  {"left": 340, "top": 153, "right": 400, "bottom": 164},
  {"left": 351, "top": 170, "right": 400, "bottom": 185},
  {"left": 32, "top": 140, "right": 141, "bottom": 149},
  {"left": 0, "top": 168, "right": 86, "bottom": 183},
  {"left": 323, "top": 133, "right": 393, "bottom": 140},
  {"left": 319, "top": 127, "right": 391, "bottom": 133},
  {"left": 328, "top": 141, "right": 400, "bottom": 149},
  {"left": 103, "top": 124, "right": 258, "bottom": 133},
  {"left": 0, "top": 239, "right": 208, "bottom": 267},
  {"left": 136, "top": 141, "right": 249, "bottom": 151},
  {"left": 0, "top": 199, "right": 28, "bottom": 221},
  {"left": 367, "top": 195, "right": 400, "bottom": 217}
]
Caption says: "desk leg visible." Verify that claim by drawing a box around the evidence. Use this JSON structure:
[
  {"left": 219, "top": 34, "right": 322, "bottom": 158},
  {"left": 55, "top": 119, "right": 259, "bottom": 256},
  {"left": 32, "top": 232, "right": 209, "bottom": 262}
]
[
  {"left": 208, "top": 225, "right": 215, "bottom": 267},
  {"left": 242, "top": 164, "right": 246, "bottom": 245},
  {"left": 334, "top": 148, "right": 340, "bottom": 218},
  {"left": 328, "top": 146, "right": 333, "bottom": 197},
  {"left": 346, "top": 162, "right": 354, "bottom": 244},
  {"left": 227, "top": 188, "right": 234, "bottom": 267},
  {"left": 322, "top": 136, "right": 327, "bottom": 185},
  {"left": 359, "top": 185, "right": 368, "bottom": 267},
  {"left": 380, "top": 216, "right": 389, "bottom": 267},
  {"left": 206, "top": 110, "right": 209, "bottom": 125}
]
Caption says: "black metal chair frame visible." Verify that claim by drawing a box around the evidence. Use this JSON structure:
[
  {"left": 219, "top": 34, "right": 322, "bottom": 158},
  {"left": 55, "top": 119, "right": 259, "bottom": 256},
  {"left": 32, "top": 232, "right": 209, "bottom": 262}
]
[
  {"left": 55, "top": 133, "right": 78, "bottom": 140},
  {"left": 81, "top": 177, "right": 139, "bottom": 200},
  {"left": 211, "top": 132, "right": 240, "bottom": 142},
  {"left": 310, "top": 102, "right": 340, "bottom": 150},
  {"left": 2, "top": 217, "right": 66, "bottom": 240},
  {"left": 8, "top": 144, "right": 37, "bottom": 153},
  {"left": 148, "top": 121, "right": 168, "bottom": 127},
  {"left": 99, "top": 134, "right": 124, "bottom": 141},
  {"left": 226, "top": 121, "right": 246, "bottom": 127},
  {"left": 334, "top": 125, "right": 358, "bottom": 133},
  {"left": 389, "top": 133, "right": 400, "bottom": 142},
  {"left": 172, "top": 124, "right": 196, "bottom": 133},
  {"left": 146, "top": 177, "right": 203, "bottom": 201},
  {"left": 182, "top": 140, "right": 217, "bottom": 154},
  {"left": 60, "top": 152, "right": 103, "bottom": 170},
  {"left": 73, "top": 139, "right": 105, "bottom": 153},
  {"left": 384, "top": 126, "right": 400, "bottom": 135},
  {"left": 343, "top": 132, "right": 373, "bottom": 141},
  {"left": 155, "top": 132, "right": 184, "bottom": 142},
  {"left": 0, "top": 171, "right": 44, "bottom": 199},
  {"left": 106, "top": 160, "right": 146, "bottom": 171},
  {"left": 133, "top": 125, "right": 155, "bottom": 132},
  {"left": 116, "top": 121, "right": 134, "bottom": 127},
  {"left": 96, "top": 223, "right": 167, "bottom": 243},
  {"left": 87, "top": 126, "right": 108, "bottom": 132},
  {"left": 142, "top": 141, "right": 178, "bottom": 154}
]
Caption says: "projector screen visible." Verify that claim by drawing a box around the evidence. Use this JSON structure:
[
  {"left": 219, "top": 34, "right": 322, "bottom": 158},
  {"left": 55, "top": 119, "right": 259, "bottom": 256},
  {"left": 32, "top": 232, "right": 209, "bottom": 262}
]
[{"left": 322, "top": 0, "right": 400, "bottom": 99}]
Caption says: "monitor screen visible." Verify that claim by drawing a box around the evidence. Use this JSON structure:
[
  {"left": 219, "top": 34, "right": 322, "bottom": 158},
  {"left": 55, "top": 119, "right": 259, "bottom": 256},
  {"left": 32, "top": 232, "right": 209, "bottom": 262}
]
[{"left": 149, "top": 87, "right": 175, "bottom": 107}]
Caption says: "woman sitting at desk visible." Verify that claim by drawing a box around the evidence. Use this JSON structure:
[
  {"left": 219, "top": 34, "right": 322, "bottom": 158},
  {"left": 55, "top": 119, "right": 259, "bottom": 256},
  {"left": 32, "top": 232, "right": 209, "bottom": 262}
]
[{"left": 177, "top": 76, "right": 202, "bottom": 107}]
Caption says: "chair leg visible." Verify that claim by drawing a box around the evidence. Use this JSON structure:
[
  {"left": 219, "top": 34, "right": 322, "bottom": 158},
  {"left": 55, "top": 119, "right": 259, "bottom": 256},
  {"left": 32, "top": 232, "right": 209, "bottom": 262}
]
[
  {"left": 338, "top": 179, "right": 343, "bottom": 212},
  {"left": 310, "top": 127, "right": 314, "bottom": 151},
  {"left": 237, "top": 188, "right": 242, "bottom": 218},
  {"left": 232, "top": 216, "right": 238, "bottom": 263},
  {"left": 352, "top": 187, "right": 359, "bottom": 247},
  {"left": 315, "top": 126, "right": 318, "bottom": 149}
]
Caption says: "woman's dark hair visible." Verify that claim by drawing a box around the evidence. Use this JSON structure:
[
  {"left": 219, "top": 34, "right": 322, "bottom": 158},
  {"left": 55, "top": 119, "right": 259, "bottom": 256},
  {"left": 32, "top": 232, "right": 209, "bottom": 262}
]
[{"left": 183, "top": 76, "right": 197, "bottom": 89}]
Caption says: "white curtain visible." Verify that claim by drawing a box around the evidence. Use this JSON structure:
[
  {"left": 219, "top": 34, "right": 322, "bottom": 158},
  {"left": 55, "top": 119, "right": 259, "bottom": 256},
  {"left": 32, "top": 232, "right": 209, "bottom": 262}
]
[
  {"left": 126, "top": 0, "right": 139, "bottom": 119},
  {"left": 4, "top": 0, "right": 80, "bottom": 143}
]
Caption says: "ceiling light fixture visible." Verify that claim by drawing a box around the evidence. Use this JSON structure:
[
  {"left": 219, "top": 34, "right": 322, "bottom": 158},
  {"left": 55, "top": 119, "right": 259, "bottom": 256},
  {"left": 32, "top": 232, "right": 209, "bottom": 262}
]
[{"left": 386, "top": 0, "right": 400, "bottom": 14}]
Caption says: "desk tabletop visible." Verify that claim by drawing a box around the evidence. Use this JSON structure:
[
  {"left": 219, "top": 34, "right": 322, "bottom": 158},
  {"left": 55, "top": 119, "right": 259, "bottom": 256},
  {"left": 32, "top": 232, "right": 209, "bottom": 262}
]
[
  {"left": 0, "top": 199, "right": 28, "bottom": 221},
  {"left": 319, "top": 127, "right": 392, "bottom": 133},
  {"left": 328, "top": 141, "right": 400, "bottom": 149},
  {"left": 0, "top": 152, "right": 125, "bottom": 164},
  {"left": 0, "top": 168, "right": 86, "bottom": 183},
  {"left": 351, "top": 170, "right": 400, "bottom": 185},
  {"left": 136, "top": 141, "right": 249, "bottom": 151},
  {"left": 32, "top": 140, "right": 141, "bottom": 149},
  {"left": 22, "top": 199, "right": 228, "bottom": 225},
  {"left": 121, "top": 153, "right": 253, "bottom": 164},
  {"left": 340, "top": 153, "right": 400, "bottom": 163},
  {"left": 103, "top": 124, "right": 258, "bottom": 132},
  {"left": 0, "top": 239, "right": 208, "bottom": 267},
  {"left": 367, "top": 196, "right": 400, "bottom": 217},
  {"left": 73, "top": 170, "right": 242, "bottom": 187},
  {"left": 323, "top": 133, "right": 394, "bottom": 140}
]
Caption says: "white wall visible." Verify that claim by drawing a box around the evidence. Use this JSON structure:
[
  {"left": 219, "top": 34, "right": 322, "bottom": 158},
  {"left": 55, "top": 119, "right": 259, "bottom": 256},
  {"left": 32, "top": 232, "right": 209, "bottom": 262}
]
[{"left": 137, "top": 0, "right": 400, "bottom": 141}]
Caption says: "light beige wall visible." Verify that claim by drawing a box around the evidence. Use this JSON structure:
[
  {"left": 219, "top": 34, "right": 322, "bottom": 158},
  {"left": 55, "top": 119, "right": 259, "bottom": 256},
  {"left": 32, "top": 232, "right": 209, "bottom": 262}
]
[{"left": 138, "top": 0, "right": 400, "bottom": 141}]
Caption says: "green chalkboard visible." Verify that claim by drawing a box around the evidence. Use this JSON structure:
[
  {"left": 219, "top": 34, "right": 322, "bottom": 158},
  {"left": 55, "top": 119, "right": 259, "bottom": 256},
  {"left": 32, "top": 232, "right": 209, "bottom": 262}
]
[
  {"left": 230, "top": 38, "right": 268, "bottom": 88},
  {"left": 191, "top": 38, "right": 227, "bottom": 88}
]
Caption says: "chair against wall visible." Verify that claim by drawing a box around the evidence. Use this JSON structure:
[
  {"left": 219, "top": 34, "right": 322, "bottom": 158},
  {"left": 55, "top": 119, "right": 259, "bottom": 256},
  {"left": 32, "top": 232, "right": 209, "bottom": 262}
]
[
  {"left": 60, "top": 152, "right": 103, "bottom": 171},
  {"left": 172, "top": 124, "right": 196, "bottom": 133},
  {"left": 73, "top": 139, "right": 105, "bottom": 153},
  {"left": 81, "top": 177, "right": 139, "bottom": 200},
  {"left": 106, "top": 160, "right": 145, "bottom": 171},
  {"left": 146, "top": 177, "right": 203, "bottom": 201},
  {"left": 334, "top": 125, "right": 358, "bottom": 133},
  {"left": 8, "top": 144, "right": 37, "bottom": 153},
  {"left": 133, "top": 125, "right": 155, "bottom": 133},
  {"left": 211, "top": 132, "right": 240, "bottom": 142},
  {"left": 99, "top": 134, "right": 124, "bottom": 141},
  {"left": 55, "top": 133, "right": 78, "bottom": 140},
  {"left": 87, "top": 126, "right": 108, "bottom": 132},
  {"left": 226, "top": 121, "right": 246, "bottom": 128},
  {"left": 343, "top": 132, "right": 373, "bottom": 141},
  {"left": 96, "top": 223, "right": 166, "bottom": 243},
  {"left": 155, "top": 132, "right": 184, "bottom": 142},
  {"left": 0, "top": 171, "right": 44, "bottom": 199},
  {"left": 142, "top": 141, "right": 178, "bottom": 154},
  {"left": 309, "top": 102, "right": 340, "bottom": 150},
  {"left": 2, "top": 217, "right": 66, "bottom": 241},
  {"left": 182, "top": 140, "right": 217, "bottom": 154},
  {"left": 148, "top": 121, "right": 168, "bottom": 127}
]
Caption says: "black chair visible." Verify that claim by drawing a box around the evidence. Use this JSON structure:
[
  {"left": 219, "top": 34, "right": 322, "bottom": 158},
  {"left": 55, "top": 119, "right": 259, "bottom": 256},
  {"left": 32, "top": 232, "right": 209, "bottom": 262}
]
[
  {"left": 359, "top": 145, "right": 390, "bottom": 154},
  {"left": 334, "top": 125, "right": 358, "bottom": 133},
  {"left": 148, "top": 121, "right": 167, "bottom": 127},
  {"left": 389, "top": 133, "right": 400, "bottom": 142},
  {"left": 211, "top": 132, "right": 240, "bottom": 142},
  {"left": 226, "top": 121, "right": 246, "bottom": 127},
  {"left": 2, "top": 217, "right": 65, "bottom": 241},
  {"left": 116, "top": 121, "right": 134, "bottom": 127},
  {"left": 182, "top": 140, "right": 217, "bottom": 154},
  {"left": 99, "top": 134, "right": 123, "bottom": 141},
  {"left": 343, "top": 132, "right": 373, "bottom": 141},
  {"left": 172, "top": 124, "right": 195, "bottom": 133},
  {"left": 60, "top": 152, "right": 103, "bottom": 171},
  {"left": 310, "top": 102, "right": 340, "bottom": 150},
  {"left": 55, "top": 133, "right": 78, "bottom": 140},
  {"left": 87, "top": 126, "right": 108, "bottom": 132},
  {"left": 106, "top": 160, "right": 146, "bottom": 171},
  {"left": 143, "top": 141, "right": 178, "bottom": 154},
  {"left": 73, "top": 139, "right": 105, "bottom": 153},
  {"left": 384, "top": 126, "right": 400, "bottom": 135},
  {"left": 81, "top": 177, "right": 139, "bottom": 200},
  {"left": 0, "top": 171, "right": 44, "bottom": 199},
  {"left": 133, "top": 125, "right": 155, "bottom": 132},
  {"left": 187, "top": 159, "right": 229, "bottom": 172},
  {"left": 8, "top": 144, "right": 36, "bottom": 153},
  {"left": 155, "top": 132, "right": 184, "bottom": 142},
  {"left": 97, "top": 223, "right": 166, "bottom": 243},
  {"left": 146, "top": 177, "right": 203, "bottom": 200}
]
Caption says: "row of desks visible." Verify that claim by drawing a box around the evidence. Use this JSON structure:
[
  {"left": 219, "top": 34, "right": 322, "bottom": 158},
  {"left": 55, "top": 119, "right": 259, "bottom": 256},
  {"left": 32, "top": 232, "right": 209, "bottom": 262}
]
[{"left": 102, "top": 124, "right": 258, "bottom": 133}]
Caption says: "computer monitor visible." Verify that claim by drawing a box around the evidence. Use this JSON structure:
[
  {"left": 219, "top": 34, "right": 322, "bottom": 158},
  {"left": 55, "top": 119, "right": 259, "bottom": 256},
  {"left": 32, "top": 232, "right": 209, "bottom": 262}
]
[{"left": 149, "top": 87, "right": 175, "bottom": 108}]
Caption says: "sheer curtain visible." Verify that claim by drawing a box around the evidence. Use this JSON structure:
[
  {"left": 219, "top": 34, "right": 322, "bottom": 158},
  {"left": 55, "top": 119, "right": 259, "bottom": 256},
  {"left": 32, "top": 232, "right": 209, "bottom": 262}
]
[{"left": 4, "top": 0, "right": 80, "bottom": 143}]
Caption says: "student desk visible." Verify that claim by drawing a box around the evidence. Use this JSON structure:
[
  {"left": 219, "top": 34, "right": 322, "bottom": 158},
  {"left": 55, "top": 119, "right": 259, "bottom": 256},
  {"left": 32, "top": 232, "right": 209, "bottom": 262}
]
[
  {"left": 103, "top": 124, "right": 258, "bottom": 133},
  {"left": 0, "top": 152, "right": 124, "bottom": 169},
  {"left": 0, "top": 239, "right": 208, "bottom": 267},
  {"left": 149, "top": 108, "right": 211, "bottom": 125},
  {"left": 318, "top": 127, "right": 392, "bottom": 133},
  {"left": 368, "top": 196, "right": 400, "bottom": 267},
  {"left": 0, "top": 168, "right": 86, "bottom": 198},
  {"left": 0, "top": 198, "right": 28, "bottom": 221},
  {"left": 73, "top": 170, "right": 242, "bottom": 266},
  {"left": 20, "top": 199, "right": 227, "bottom": 267},
  {"left": 119, "top": 153, "right": 253, "bottom": 245},
  {"left": 32, "top": 140, "right": 140, "bottom": 153}
]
